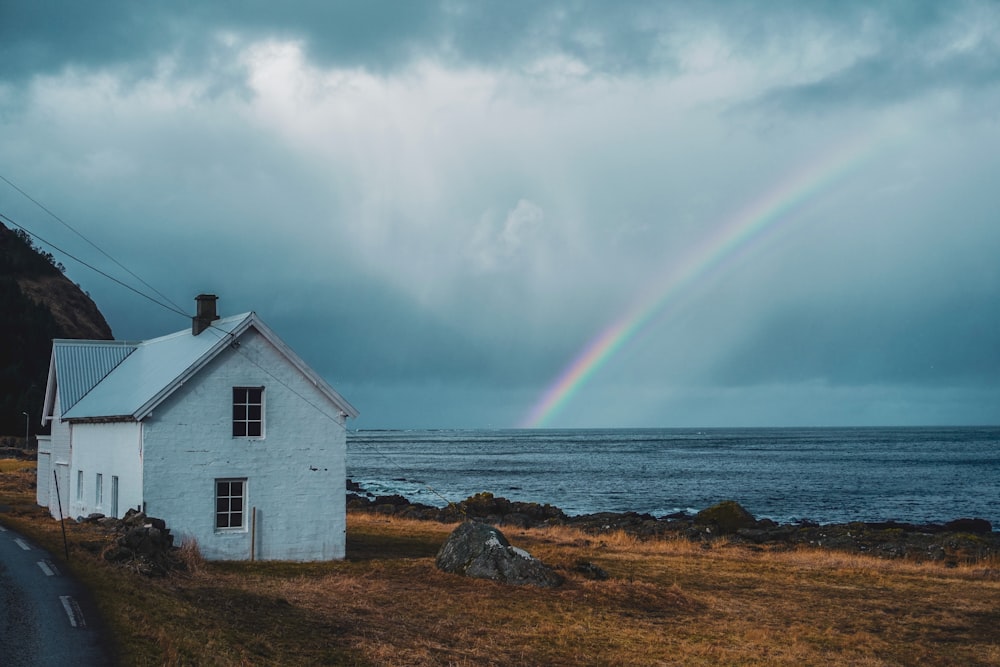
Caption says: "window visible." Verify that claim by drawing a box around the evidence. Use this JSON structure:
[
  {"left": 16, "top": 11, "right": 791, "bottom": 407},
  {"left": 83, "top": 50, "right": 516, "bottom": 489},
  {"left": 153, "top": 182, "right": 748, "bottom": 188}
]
[
  {"left": 111, "top": 476, "right": 119, "bottom": 518},
  {"left": 215, "top": 479, "right": 246, "bottom": 530},
  {"left": 76, "top": 470, "right": 83, "bottom": 502},
  {"left": 95, "top": 473, "right": 103, "bottom": 507},
  {"left": 233, "top": 387, "right": 264, "bottom": 437}
]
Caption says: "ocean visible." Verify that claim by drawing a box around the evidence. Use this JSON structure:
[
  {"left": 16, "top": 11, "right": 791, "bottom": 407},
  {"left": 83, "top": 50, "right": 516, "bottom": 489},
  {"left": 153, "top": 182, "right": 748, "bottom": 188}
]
[{"left": 346, "top": 427, "right": 1000, "bottom": 527}]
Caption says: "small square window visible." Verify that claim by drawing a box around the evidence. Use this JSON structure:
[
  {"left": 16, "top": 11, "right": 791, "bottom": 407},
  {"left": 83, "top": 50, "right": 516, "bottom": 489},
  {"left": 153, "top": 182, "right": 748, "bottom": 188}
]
[
  {"left": 215, "top": 479, "right": 247, "bottom": 530},
  {"left": 233, "top": 387, "right": 264, "bottom": 438}
]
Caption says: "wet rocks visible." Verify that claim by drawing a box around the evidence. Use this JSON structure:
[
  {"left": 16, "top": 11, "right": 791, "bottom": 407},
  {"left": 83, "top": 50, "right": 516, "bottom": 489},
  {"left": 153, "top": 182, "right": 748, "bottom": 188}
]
[
  {"left": 436, "top": 521, "right": 564, "bottom": 587},
  {"left": 945, "top": 518, "right": 992, "bottom": 534},
  {"left": 347, "top": 481, "right": 1000, "bottom": 563},
  {"left": 347, "top": 488, "right": 566, "bottom": 527}
]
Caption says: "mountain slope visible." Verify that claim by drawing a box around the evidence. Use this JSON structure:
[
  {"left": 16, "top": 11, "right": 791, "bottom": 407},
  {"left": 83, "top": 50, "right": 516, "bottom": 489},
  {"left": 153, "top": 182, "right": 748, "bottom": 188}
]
[{"left": 0, "top": 221, "right": 113, "bottom": 436}]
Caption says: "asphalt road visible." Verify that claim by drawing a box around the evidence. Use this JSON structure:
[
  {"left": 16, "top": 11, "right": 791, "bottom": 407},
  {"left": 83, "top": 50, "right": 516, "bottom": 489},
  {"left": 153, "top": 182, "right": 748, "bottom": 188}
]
[{"left": 0, "top": 522, "right": 112, "bottom": 666}]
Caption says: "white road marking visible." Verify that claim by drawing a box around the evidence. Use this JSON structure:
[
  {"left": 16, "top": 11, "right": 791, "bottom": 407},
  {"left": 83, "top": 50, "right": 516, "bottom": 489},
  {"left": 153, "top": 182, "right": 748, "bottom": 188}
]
[
  {"left": 37, "top": 560, "right": 57, "bottom": 576},
  {"left": 14, "top": 538, "right": 31, "bottom": 550},
  {"left": 59, "top": 595, "right": 86, "bottom": 628}
]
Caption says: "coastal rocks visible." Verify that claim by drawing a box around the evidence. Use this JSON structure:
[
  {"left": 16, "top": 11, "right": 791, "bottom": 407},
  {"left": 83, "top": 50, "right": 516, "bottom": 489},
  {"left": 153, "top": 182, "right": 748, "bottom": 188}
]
[
  {"left": 945, "top": 518, "right": 992, "bottom": 534},
  {"left": 436, "top": 521, "right": 564, "bottom": 588},
  {"left": 564, "top": 511, "right": 663, "bottom": 536},
  {"left": 347, "top": 487, "right": 566, "bottom": 527},
  {"left": 730, "top": 520, "right": 999, "bottom": 563},
  {"left": 347, "top": 481, "right": 1000, "bottom": 563}
]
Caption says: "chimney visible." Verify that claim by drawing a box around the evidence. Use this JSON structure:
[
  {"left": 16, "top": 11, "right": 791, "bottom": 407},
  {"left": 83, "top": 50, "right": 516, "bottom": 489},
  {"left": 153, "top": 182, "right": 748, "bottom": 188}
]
[{"left": 193, "top": 294, "right": 220, "bottom": 335}]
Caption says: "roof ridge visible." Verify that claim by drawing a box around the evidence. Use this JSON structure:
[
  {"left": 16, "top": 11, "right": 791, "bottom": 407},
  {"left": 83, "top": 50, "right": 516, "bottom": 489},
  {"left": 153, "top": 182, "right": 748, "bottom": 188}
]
[
  {"left": 138, "top": 312, "right": 254, "bottom": 345},
  {"left": 53, "top": 338, "right": 141, "bottom": 346}
]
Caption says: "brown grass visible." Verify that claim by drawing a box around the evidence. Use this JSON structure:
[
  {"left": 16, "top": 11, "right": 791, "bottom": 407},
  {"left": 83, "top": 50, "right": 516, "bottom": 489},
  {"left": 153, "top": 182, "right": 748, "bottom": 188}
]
[{"left": 2, "top": 461, "right": 999, "bottom": 666}]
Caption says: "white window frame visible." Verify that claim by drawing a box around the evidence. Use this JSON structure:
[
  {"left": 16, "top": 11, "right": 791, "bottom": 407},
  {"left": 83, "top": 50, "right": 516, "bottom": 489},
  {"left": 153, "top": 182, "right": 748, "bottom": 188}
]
[
  {"left": 232, "top": 387, "right": 265, "bottom": 439},
  {"left": 215, "top": 478, "right": 247, "bottom": 531},
  {"left": 76, "top": 469, "right": 83, "bottom": 502},
  {"left": 95, "top": 473, "right": 103, "bottom": 508}
]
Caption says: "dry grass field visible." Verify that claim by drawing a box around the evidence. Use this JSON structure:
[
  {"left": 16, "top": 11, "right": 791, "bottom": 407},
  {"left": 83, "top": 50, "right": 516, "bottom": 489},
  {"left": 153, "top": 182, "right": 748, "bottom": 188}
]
[{"left": 2, "top": 459, "right": 999, "bottom": 666}]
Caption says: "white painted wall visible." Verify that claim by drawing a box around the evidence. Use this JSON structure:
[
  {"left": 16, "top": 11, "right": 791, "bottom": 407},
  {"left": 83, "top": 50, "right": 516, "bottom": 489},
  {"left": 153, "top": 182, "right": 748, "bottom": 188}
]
[
  {"left": 41, "top": 388, "right": 73, "bottom": 519},
  {"left": 142, "top": 329, "right": 347, "bottom": 561},
  {"left": 68, "top": 421, "right": 143, "bottom": 519},
  {"left": 36, "top": 437, "right": 50, "bottom": 507}
]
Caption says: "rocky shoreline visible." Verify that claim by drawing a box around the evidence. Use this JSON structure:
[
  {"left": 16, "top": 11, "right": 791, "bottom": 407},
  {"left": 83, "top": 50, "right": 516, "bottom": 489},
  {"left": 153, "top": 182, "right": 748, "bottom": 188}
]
[{"left": 347, "top": 482, "right": 999, "bottom": 564}]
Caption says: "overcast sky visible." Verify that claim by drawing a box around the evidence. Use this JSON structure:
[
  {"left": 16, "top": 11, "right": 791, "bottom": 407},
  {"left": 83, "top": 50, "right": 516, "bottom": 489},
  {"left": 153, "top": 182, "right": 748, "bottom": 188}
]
[{"left": 2, "top": 1, "right": 998, "bottom": 428}]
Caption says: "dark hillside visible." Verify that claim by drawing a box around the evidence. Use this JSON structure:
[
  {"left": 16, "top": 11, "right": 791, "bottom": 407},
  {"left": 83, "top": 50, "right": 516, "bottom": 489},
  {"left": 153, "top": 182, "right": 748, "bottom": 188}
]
[{"left": 0, "top": 221, "right": 113, "bottom": 436}]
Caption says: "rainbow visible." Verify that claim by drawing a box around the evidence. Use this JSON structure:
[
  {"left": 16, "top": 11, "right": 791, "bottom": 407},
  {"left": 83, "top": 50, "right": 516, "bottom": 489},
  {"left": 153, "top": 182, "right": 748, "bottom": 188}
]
[{"left": 519, "top": 132, "right": 887, "bottom": 428}]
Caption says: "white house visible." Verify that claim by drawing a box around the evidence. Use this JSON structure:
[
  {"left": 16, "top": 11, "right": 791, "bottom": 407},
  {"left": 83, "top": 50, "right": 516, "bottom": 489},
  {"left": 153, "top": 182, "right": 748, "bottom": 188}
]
[{"left": 35, "top": 295, "right": 359, "bottom": 561}]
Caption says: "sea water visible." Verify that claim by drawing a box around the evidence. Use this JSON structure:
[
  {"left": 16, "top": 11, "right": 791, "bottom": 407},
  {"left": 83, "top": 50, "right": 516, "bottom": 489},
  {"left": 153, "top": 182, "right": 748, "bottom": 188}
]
[{"left": 346, "top": 427, "right": 1000, "bottom": 527}]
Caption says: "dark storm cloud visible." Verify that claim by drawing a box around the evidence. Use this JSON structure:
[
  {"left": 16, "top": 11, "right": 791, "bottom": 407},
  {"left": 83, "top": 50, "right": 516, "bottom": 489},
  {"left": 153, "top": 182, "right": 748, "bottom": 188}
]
[
  {"left": 0, "top": 1, "right": 651, "bottom": 83},
  {"left": 0, "top": 1, "right": 918, "bottom": 83},
  {"left": 755, "top": 1, "right": 1000, "bottom": 111},
  {"left": 3, "top": 0, "right": 999, "bottom": 427},
  {"left": 8, "top": 1, "right": 996, "bottom": 100}
]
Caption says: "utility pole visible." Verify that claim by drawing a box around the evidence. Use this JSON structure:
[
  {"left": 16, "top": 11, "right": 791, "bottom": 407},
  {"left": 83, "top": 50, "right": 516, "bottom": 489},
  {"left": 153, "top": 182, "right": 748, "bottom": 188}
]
[{"left": 22, "top": 411, "right": 29, "bottom": 449}]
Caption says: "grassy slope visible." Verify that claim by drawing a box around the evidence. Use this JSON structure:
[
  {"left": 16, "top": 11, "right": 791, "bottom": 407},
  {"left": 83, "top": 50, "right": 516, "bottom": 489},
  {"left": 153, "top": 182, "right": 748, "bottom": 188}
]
[{"left": 2, "top": 460, "right": 999, "bottom": 666}]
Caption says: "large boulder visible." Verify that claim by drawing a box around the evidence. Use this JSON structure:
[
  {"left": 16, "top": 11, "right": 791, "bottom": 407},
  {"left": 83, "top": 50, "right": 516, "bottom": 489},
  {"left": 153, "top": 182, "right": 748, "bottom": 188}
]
[
  {"left": 694, "top": 500, "right": 758, "bottom": 535},
  {"left": 436, "top": 522, "right": 563, "bottom": 588}
]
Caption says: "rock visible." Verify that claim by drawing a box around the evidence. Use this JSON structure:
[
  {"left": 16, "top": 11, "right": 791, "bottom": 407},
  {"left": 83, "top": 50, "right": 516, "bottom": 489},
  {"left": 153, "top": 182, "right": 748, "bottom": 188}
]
[
  {"left": 122, "top": 527, "right": 147, "bottom": 550},
  {"left": 436, "top": 521, "right": 563, "bottom": 588},
  {"left": 101, "top": 512, "right": 181, "bottom": 577},
  {"left": 694, "top": 501, "right": 757, "bottom": 535},
  {"left": 574, "top": 560, "right": 609, "bottom": 580},
  {"left": 500, "top": 512, "right": 534, "bottom": 528},
  {"left": 944, "top": 518, "right": 992, "bottom": 534},
  {"left": 372, "top": 494, "right": 411, "bottom": 507},
  {"left": 344, "top": 480, "right": 1000, "bottom": 562},
  {"left": 103, "top": 545, "right": 133, "bottom": 562},
  {"left": 122, "top": 508, "right": 147, "bottom": 527}
]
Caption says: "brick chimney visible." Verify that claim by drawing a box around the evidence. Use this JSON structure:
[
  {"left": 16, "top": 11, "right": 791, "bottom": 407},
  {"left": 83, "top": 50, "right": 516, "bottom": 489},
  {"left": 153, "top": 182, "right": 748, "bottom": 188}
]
[{"left": 192, "top": 294, "right": 220, "bottom": 336}]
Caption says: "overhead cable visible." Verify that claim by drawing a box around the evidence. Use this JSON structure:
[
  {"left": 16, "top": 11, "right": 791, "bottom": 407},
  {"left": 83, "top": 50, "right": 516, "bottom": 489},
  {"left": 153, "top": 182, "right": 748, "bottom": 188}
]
[
  {"left": 0, "top": 173, "right": 186, "bottom": 313},
  {"left": 0, "top": 212, "right": 189, "bottom": 319}
]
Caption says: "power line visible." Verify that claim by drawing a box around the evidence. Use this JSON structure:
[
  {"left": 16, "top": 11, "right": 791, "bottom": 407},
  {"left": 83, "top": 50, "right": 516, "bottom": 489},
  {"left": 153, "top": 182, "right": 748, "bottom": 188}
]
[
  {"left": 203, "top": 321, "right": 458, "bottom": 510},
  {"left": 0, "top": 212, "right": 190, "bottom": 319},
  {"left": 0, "top": 173, "right": 186, "bottom": 313},
  {"left": 203, "top": 322, "right": 350, "bottom": 434},
  {"left": 1, "top": 180, "right": 448, "bottom": 508}
]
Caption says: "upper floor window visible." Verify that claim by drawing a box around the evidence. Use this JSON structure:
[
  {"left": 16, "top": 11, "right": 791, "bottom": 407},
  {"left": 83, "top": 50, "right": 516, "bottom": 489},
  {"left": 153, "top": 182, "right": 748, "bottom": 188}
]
[{"left": 232, "top": 387, "right": 264, "bottom": 438}]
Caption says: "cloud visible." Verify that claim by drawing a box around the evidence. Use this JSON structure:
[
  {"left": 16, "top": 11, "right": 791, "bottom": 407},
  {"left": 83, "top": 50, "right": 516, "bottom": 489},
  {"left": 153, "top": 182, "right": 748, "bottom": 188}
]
[
  {"left": 467, "top": 199, "right": 544, "bottom": 273},
  {"left": 2, "top": 1, "right": 999, "bottom": 427},
  {"left": 753, "top": 1, "right": 1000, "bottom": 112}
]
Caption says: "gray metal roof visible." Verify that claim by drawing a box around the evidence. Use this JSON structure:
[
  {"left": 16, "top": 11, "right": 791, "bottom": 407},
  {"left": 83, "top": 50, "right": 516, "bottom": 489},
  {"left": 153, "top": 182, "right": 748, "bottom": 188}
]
[
  {"left": 52, "top": 340, "right": 138, "bottom": 413},
  {"left": 51, "top": 312, "right": 359, "bottom": 422},
  {"left": 62, "top": 313, "right": 253, "bottom": 420}
]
